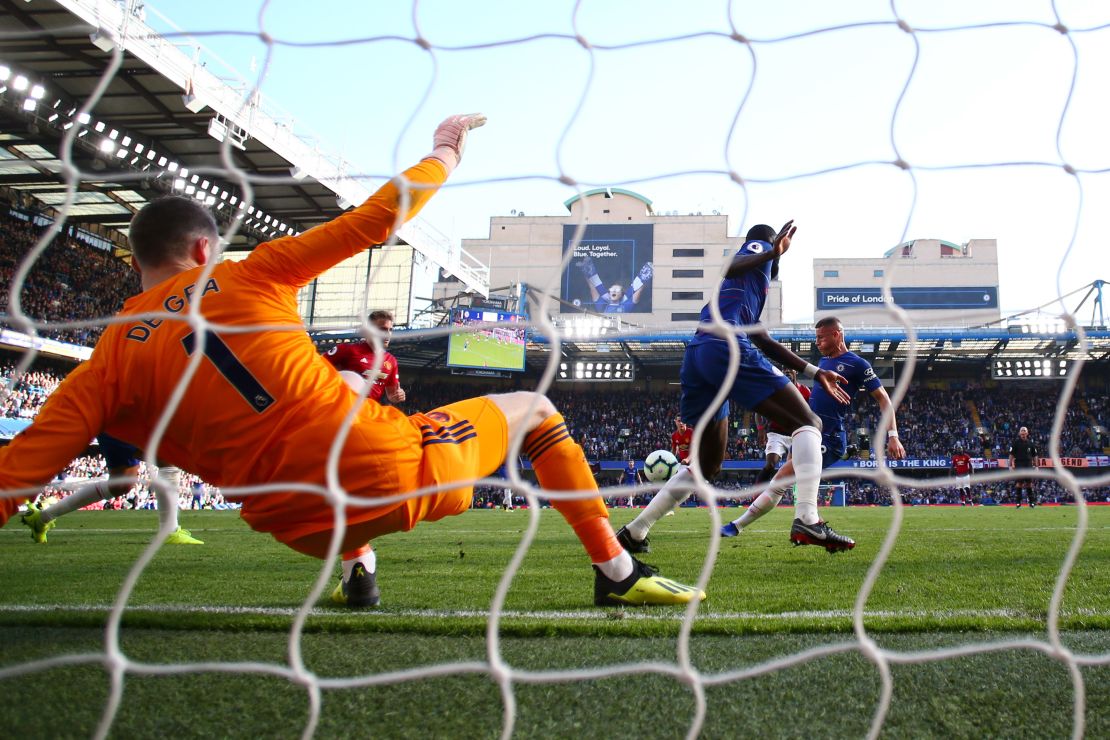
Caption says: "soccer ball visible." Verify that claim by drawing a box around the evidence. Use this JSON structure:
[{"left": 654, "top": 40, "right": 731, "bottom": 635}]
[{"left": 643, "top": 449, "right": 680, "bottom": 483}]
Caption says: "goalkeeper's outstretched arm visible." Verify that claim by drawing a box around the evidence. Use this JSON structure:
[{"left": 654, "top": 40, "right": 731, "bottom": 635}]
[{"left": 245, "top": 114, "right": 487, "bottom": 289}]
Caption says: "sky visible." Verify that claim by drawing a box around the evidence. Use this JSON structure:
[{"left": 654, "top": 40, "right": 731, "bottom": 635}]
[{"left": 140, "top": 0, "right": 1110, "bottom": 324}]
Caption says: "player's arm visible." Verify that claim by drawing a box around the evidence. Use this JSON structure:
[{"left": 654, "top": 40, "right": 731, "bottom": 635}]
[
  {"left": 576, "top": 256, "right": 603, "bottom": 302},
  {"left": 723, "top": 220, "right": 795, "bottom": 279},
  {"left": 243, "top": 114, "right": 486, "bottom": 289},
  {"left": 868, "top": 386, "right": 906, "bottom": 459},
  {"left": 384, "top": 359, "right": 406, "bottom": 403},
  {"left": 748, "top": 330, "right": 851, "bottom": 404},
  {"left": 0, "top": 362, "right": 110, "bottom": 507},
  {"left": 630, "top": 262, "right": 653, "bottom": 303},
  {"left": 322, "top": 342, "right": 353, "bottom": 371}
]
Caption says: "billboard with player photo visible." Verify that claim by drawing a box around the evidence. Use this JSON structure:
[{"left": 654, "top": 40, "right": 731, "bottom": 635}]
[{"left": 560, "top": 224, "right": 654, "bottom": 314}]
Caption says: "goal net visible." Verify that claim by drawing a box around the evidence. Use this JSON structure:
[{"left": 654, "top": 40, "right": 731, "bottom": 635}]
[{"left": 1, "top": 1, "right": 1108, "bottom": 738}]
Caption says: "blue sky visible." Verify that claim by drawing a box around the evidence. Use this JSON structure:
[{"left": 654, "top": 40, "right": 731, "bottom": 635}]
[{"left": 145, "top": 0, "right": 1110, "bottom": 324}]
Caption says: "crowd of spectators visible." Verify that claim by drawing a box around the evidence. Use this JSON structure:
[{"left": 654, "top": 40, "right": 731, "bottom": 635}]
[
  {"left": 0, "top": 210, "right": 140, "bottom": 347},
  {"left": 11, "top": 371, "right": 1103, "bottom": 509},
  {"left": 41, "top": 455, "right": 235, "bottom": 511},
  {"left": 0, "top": 365, "right": 64, "bottom": 419}
]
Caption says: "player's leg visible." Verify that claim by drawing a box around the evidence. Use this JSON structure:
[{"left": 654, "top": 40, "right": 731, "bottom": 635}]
[
  {"left": 781, "top": 432, "right": 855, "bottom": 551},
  {"left": 23, "top": 454, "right": 138, "bottom": 544},
  {"left": 617, "top": 341, "right": 730, "bottom": 551},
  {"left": 487, "top": 392, "right": 703, "bottom": 606},
  {"left": 287, "top": 392, "right": 703, "bottom": 607},
  {"left": 157, "top": 466, "right": 203, "bottom": 545},
  {"left": 748, "top": 384, "right": 825, "bottom": 524},
  {"left": 619, "top": 416, "right": 728, "bottom": 550},
  {"left": 756, "top": 448, "right": 781, "bottom": 486},
  {"left": 722, "top": 437, "right": 790, "bottom": 537}
]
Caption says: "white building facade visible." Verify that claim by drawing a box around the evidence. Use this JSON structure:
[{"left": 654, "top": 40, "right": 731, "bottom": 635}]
[
  {"left": 813, "top": 239, "right": 1000, "bottom": 326},
  {"left": 435, "top": 188, "right": 786, "bottom": 329}
]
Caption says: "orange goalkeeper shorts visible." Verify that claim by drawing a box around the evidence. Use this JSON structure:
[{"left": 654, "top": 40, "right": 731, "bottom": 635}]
[{"left": 275, "top": 396, "right": 508, "bottom": 557}]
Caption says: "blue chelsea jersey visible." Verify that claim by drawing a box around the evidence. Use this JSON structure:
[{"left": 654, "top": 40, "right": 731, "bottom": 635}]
[
  {"left": 697, "top": 239, "right": 772, "bottom": 331},
  {"left": 808, "top": 351, "right": 883, "bottom": 433}
]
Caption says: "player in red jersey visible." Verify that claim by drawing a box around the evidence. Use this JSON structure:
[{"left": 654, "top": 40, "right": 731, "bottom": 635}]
[
  {"left": 323, "top": 309, "right": 406, "bottom": 404},
  {"left": 754, "top": 368, "right": 811, "bottom": 486},
  {"left": 950, "top": 447, "right": 974, "bottom": 505},
  {"left": 670, "top": 416, "right": 693, "bottom": 464}
]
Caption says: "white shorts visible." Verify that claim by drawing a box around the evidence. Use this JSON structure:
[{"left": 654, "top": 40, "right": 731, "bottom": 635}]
[
  {"left": 955, "top": 474, "right": 970, "bottom": 488},
  {"left": 765, "top": 431, "right": 792, "bottom": 457}
]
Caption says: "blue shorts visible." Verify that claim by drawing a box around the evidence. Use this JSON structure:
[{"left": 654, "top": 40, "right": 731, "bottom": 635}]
[
  {"left": 821, "top": 430, "right": 847, "bottom": 468},
  {"left": 679, "top": 336, "right": 790, "bottom": 427},
  {"left": 96, "top": 433, "right": 142, "bottom": 470}
]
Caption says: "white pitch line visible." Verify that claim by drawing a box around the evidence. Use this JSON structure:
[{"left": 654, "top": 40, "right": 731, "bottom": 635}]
[{"left": 0, "top": 603, "right": 1105, "bottom": 621}]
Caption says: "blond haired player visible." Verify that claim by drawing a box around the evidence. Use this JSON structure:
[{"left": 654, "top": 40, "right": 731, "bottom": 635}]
[{"left": 0, "top": 115, "right": 702, "bottom": 609}]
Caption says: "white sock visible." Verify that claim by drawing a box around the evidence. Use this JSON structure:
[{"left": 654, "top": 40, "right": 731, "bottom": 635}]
[
  {"left": 791, "top": 426, "right": 823, "bottom": 524},
  {"left": 41, "top": 480, "right": 111, "bottom": 523},
  {"left": 342, "top": 549, "right": 377, "bottom": 580},
  {"left": 153, "top": 466, "right": 182, "bottom": 530},
  {"left": 625, "top": 465, "right": 694, "bottom": 541},
  {"left": 595, "top": 549, "right": 633, "bottom": 582},
  {"left": 734, "top": 487, "right": 787, "bottom": 529}
]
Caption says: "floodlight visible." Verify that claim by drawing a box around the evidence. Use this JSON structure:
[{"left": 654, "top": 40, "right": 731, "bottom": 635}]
[
  {"left": 30, "top": 84, "right": 44, "bottom": 99},
  {"left": 90, "top": 30, "right": 116, "bottom": 52},
  {"left": 22, "top": 98, "right": 35, "bottom": 112},
  {"left": 12, "top": 75, "right": 28, "bottom": 91},
  {"left": 182, "top": 92, "right": 207, "bottom": 113}
]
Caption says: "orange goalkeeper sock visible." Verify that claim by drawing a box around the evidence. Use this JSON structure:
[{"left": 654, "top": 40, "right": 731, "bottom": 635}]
[{"left": 523, "top": 414, "right": 626, "bottom": 569}]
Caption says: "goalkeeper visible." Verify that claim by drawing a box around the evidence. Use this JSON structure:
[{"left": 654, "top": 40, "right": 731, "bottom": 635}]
[
  {"left": 576, "top": 255, "right": 653, "bottom": 313},
  {"left": 0, "top": 114, "right": 703, "bottom": 610}
]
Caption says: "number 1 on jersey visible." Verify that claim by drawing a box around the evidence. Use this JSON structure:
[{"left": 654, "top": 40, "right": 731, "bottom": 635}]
[{"left": 182, "top": 331, "right": 275, "bottom": 413}]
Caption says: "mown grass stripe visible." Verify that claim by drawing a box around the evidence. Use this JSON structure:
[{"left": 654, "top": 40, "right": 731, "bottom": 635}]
[{"left": 0, "top": 603, "right": 1103, "bottom": 620}]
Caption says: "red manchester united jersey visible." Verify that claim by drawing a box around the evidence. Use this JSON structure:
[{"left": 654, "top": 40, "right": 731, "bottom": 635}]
[
  {"left": 951, "top": 452, "right": 972, "bottom": 476},
  {"left": 766, "top": 382, "right": 811, "bottom": 434},
  {"left": 323, "top": 341, "right": 399, "bottom": 402},
  {"left": 671, "top": 428, "right": 693, "bottom": 459}
]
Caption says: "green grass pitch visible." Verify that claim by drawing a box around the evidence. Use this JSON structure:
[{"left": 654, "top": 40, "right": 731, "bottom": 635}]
[
  {"left": 1, "top": 505, "right": 1108, "bottom": 738},
  {"left": 447, "top": 332, "right": 525, "bottom": 370}
]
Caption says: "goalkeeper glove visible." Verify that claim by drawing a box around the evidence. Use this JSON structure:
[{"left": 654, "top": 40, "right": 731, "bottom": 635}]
[
  {"left": 631, "top": 262, "right": 654, "bottom": 292},
  {"left": 576, "top": 256, "right": 603, "bottom": 289},
  {"left": 427, "top": 113, "right": 487, "bottom": 174}
]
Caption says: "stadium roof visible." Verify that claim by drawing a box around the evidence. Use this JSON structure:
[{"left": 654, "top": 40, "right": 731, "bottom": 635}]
[
  {"left": 563, "top": 188, "right": 653, "bottom": 213},
  {"left": 0, "top": 0, "right": 349, "bottom": 250},
  {"left": 0, "top": 0, "right": 490, "bottom": 293}
]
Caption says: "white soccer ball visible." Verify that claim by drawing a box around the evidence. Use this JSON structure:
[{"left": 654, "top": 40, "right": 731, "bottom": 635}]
[{"left": 643, "top": 449, "right": 680, "bottom": 483}]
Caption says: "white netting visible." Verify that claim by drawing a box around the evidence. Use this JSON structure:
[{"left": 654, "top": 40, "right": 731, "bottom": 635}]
[{"left": 1, "top": 1, "right": 1109, "bottom": 739}]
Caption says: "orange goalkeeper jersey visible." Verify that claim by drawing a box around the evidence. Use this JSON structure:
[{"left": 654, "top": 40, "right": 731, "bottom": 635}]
[{"left": 0, "top": 159, "right": 447, "bottom": 534}]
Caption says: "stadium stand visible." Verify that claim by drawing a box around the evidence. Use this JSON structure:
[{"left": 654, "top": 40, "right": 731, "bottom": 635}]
[{"left": 0, "top": 209, "right": 140, "bottom": 346}]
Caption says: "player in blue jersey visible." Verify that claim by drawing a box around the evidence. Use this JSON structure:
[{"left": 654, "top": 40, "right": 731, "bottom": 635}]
[
  {"left": 575, "top": 256, "right": 653, "bottom": 313},
  {"left": 722, "top": 316, "right": 906, "bottom": 546},
  {"left": 615, "top": 222, "right": 855, "bottom": 553}
]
